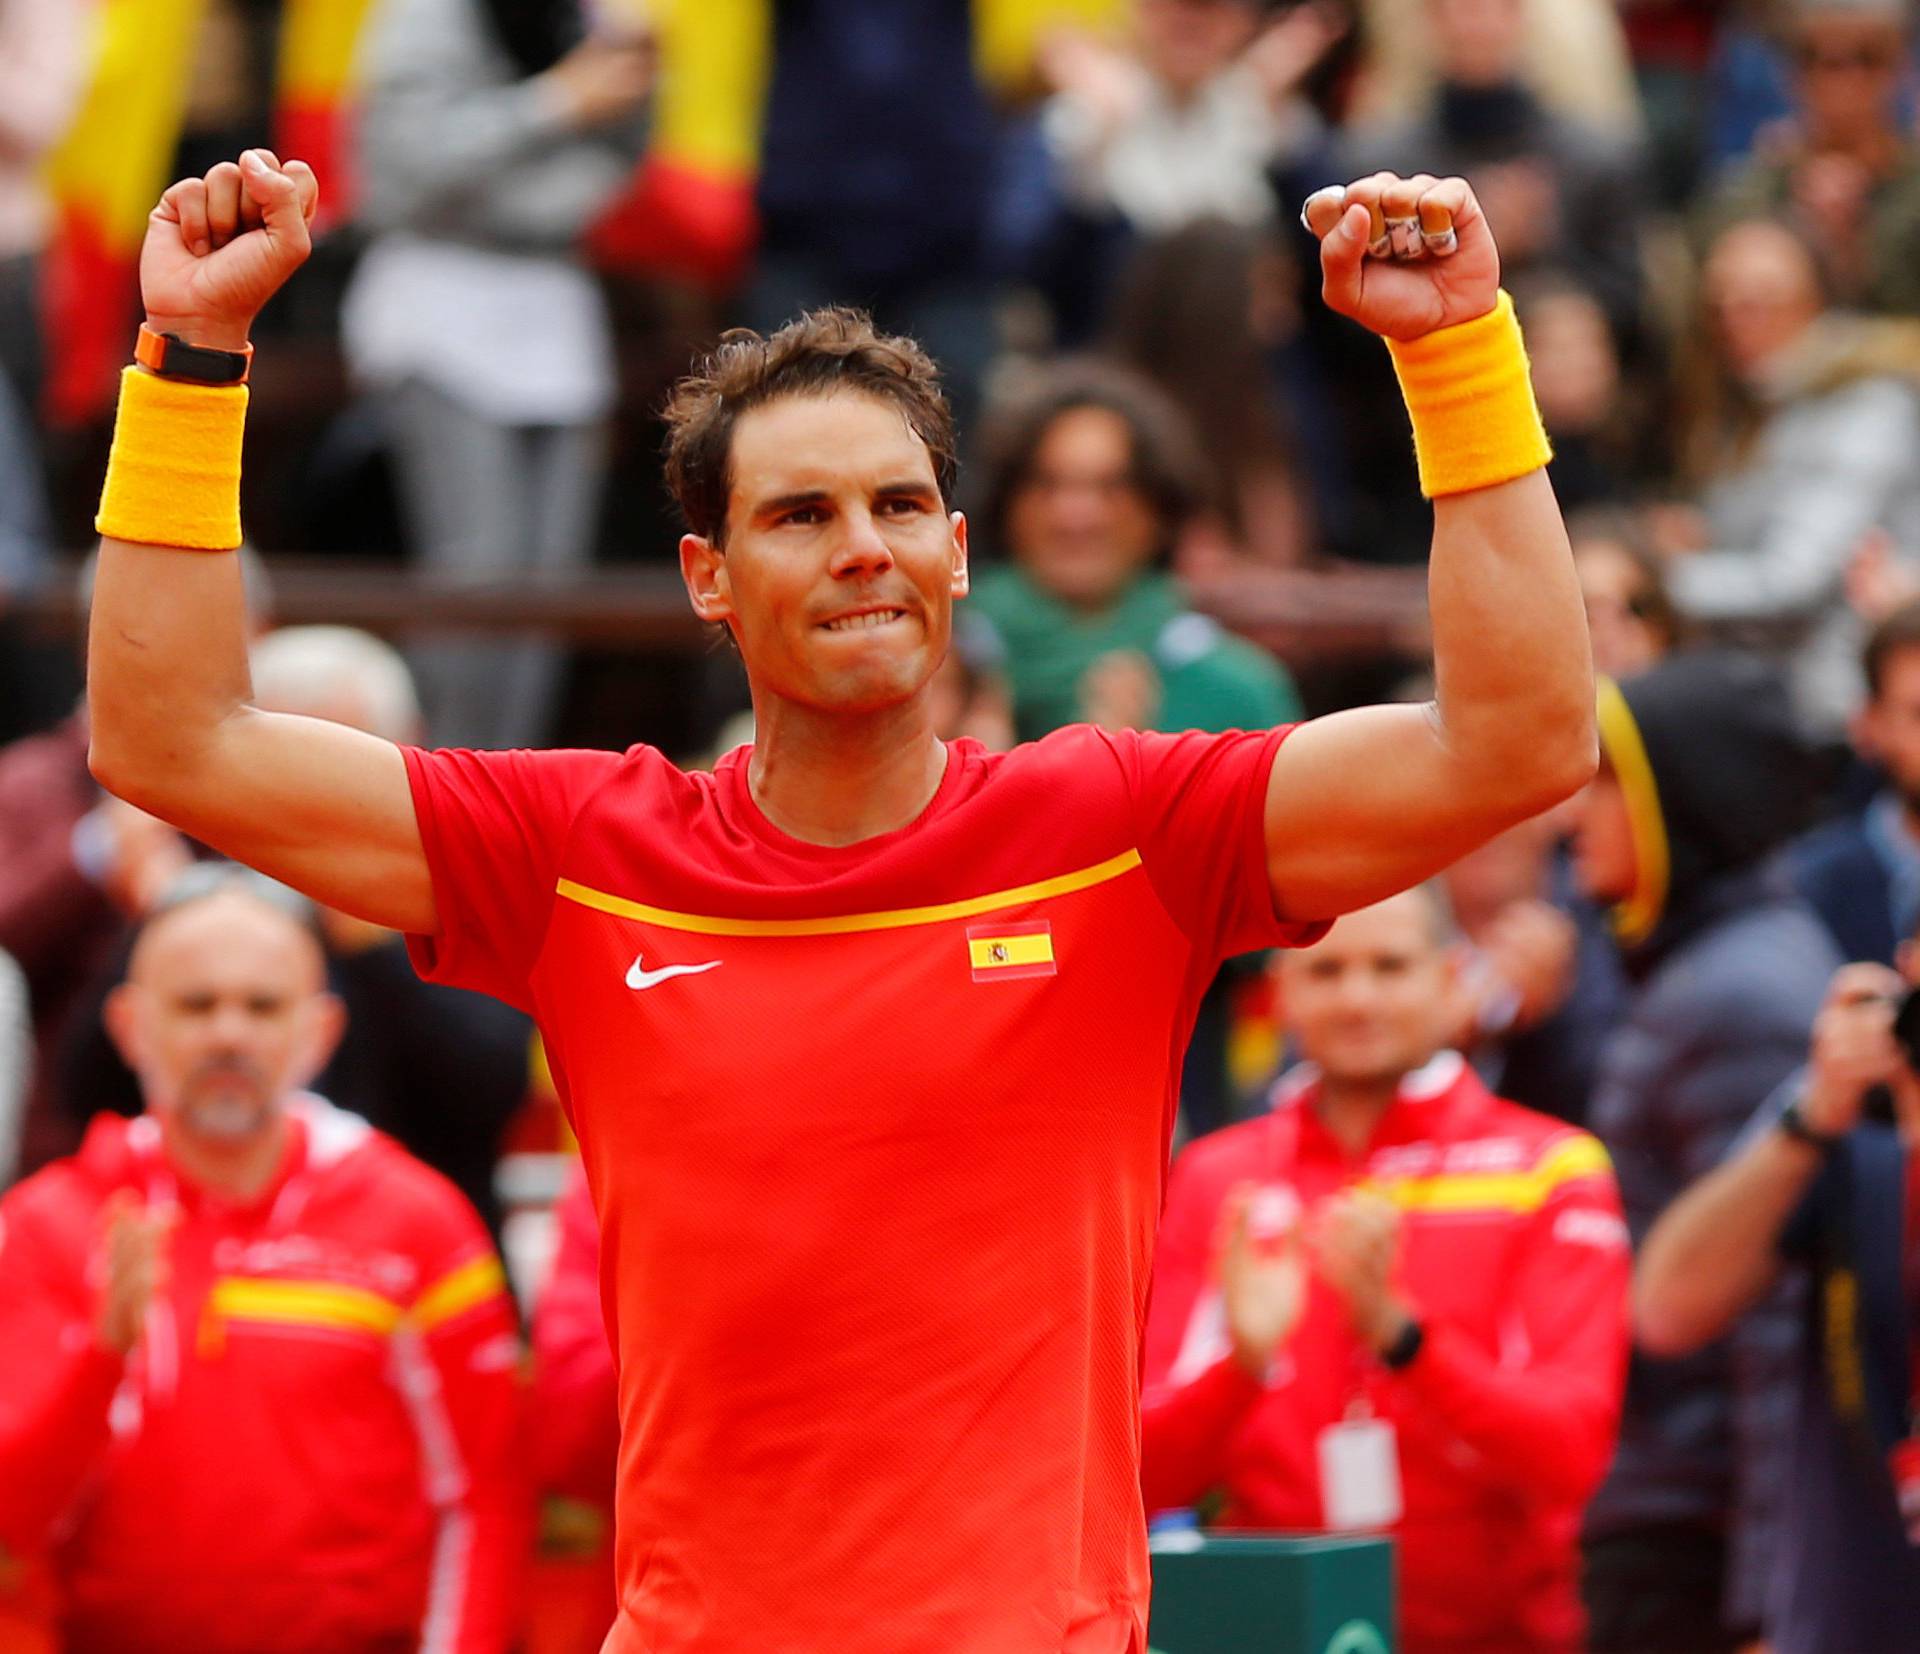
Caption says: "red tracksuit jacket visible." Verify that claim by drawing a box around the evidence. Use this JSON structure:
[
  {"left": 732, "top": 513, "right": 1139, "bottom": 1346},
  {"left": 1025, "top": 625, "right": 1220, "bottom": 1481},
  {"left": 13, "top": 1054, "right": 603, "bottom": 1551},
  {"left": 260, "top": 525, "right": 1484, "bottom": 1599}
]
[
  {"left": 0, "top": 1098, "right": 527, "bottom": 1653},
  {"left": 1142, "top": 1054, "right": 1630, "bottom": 1654}
]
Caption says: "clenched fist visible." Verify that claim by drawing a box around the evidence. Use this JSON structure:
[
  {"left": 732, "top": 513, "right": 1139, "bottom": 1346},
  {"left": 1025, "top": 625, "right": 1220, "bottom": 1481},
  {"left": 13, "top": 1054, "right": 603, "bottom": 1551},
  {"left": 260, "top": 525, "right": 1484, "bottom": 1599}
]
[
  {"left": 1300, "top": 172, "right": 1500, "bottom": 342},
  {"left": 142, "top": 149, "right": 320, "bottom": 353}
]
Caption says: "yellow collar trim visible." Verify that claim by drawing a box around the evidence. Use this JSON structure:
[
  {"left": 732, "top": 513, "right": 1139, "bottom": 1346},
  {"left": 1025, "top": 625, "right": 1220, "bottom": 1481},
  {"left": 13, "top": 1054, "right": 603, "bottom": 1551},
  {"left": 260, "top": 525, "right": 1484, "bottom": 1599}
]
[{"left": 555, "top": 848, "right": 1145, "bottom": 937}]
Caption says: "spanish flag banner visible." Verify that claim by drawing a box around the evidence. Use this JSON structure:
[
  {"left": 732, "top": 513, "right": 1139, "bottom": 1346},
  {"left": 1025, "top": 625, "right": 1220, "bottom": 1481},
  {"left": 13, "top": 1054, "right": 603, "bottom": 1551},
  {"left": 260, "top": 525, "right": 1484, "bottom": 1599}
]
[
  {"left": 274, "top": 0, "right": 381, "bottom": 232},
  {"left": 967, "top": 920, "right": 1057, "bottom": 983},
  {"left": 585, "top": 0, "right": 768, "bottom": 289},
  {"left": 41, "top": 0, "right": 208, "bottom": 425},
  {"left": 586, "top": 0, "right": 1129, "bottom": 289}
]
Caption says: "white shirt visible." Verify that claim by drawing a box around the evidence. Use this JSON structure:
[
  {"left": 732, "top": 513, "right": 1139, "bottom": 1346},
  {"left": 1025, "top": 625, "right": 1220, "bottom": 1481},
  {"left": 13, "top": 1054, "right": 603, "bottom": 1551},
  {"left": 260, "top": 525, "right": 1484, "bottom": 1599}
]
[{"left": 342, "top": 234, "right": 615, "bottom": 426}]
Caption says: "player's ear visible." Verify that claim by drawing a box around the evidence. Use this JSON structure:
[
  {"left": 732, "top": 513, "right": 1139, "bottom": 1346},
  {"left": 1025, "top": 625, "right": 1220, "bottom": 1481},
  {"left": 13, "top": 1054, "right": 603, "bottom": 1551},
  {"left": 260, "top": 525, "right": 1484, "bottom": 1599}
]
[
  {"left": 680, "top": 532, "right": 734, "bottom": 623},
  {"left": 949, "top": 510, "right": 970, "bottom": 599}
]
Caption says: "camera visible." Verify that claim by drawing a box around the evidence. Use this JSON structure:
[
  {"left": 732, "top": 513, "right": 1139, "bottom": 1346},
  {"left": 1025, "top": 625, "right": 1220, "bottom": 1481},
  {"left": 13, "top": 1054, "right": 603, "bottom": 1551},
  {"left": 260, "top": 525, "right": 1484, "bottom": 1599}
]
[{"left": 1862, "top": 987, "right": 1920, "bottom": 1124}]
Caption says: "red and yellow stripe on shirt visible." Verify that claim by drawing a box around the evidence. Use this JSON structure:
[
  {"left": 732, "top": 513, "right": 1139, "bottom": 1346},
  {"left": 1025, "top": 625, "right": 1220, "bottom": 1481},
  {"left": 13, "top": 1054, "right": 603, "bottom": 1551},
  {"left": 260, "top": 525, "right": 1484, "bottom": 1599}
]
[
  {"left": 196, "top": 1256, "right": 508, "bottom": 1355},
  {"left": 1370, "top": 1134, "right": 1614, "bottom": 1217}
]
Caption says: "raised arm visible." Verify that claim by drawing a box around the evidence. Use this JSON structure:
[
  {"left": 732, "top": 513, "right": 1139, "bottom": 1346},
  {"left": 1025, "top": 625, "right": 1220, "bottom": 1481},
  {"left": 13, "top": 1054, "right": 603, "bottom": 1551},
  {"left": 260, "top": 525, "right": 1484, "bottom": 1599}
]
[
  {"left": 85, "top": 151, "right": 438, "bottom": 935},
  {"left": 1636, "top": 963, "right": 1910, "bottom": 1355},
  {"left": 1266, "top": 175, "right": 1595, "bottom": 922}
]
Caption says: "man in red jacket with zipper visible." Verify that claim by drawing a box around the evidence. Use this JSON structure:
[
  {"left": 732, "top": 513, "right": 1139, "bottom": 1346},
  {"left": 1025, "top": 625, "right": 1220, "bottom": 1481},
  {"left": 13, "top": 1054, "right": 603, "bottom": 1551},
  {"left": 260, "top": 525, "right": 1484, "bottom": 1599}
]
[
  {"left": 0, "top": 864, "right": 526, "bottom": 1653},
  {"left": 1143, "top": 886, "right": 1630, "bottom": 1653}
]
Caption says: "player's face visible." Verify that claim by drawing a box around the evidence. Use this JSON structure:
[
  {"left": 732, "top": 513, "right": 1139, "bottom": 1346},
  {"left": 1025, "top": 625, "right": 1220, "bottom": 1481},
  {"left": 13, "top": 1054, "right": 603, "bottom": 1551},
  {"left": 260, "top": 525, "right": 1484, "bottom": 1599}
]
[
  {"left": 1570, "top": 769, "right": 1638, "bottom": 906},
  {"left": 107, "top": 893, "right": 336, "bottom": 1146},
  {"left": 1004, "top": 406, "right": 1161, "bottom": 611},
  {"left": 1279, "top": 893, "right": 1454, "bottom": 1087},
  {"left": 683, "top": 391, "right": 969, "bottom": 716},
  {"left": 1859, "top": 647, "right": 1920, "bottom": 813}
]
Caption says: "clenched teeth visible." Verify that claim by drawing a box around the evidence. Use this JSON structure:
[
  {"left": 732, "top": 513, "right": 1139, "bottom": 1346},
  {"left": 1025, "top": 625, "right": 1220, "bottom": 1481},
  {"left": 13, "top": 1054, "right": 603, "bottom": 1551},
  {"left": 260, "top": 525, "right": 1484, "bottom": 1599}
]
[{"left": 823, "top": 610, "right": 905, "bottom": 632}]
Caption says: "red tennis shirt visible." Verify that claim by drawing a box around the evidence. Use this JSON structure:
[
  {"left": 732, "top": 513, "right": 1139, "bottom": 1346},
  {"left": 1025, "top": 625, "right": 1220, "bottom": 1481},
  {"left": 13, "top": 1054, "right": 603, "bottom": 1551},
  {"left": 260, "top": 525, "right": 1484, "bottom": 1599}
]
[{"left": 402, "top": 723, "right": 1322, "bottom": 1653}]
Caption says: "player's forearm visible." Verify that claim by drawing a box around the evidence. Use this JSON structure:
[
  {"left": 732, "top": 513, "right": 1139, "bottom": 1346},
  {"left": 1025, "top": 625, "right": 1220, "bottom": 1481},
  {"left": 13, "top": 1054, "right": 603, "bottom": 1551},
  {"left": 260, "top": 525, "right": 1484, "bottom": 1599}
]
[
  {"left": 1633, "top": 1126, "right": 1815, "bottom": 1357},
  {"left": 1426, "top": 469, "right": 1595, "bottom": 815},
  {"left": 87, "top": 536, "right": 255, "bottom": 811}
]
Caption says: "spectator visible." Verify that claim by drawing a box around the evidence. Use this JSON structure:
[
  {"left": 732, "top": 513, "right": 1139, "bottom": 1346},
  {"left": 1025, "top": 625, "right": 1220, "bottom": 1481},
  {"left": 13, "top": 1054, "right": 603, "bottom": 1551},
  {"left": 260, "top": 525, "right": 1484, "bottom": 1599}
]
[
  {"left": 927, "top": 610, "right": 1017, "bottom": 751},
  {"left": 1787, "top": 599, "right": 1920, "bottom": 965},
  {"left": 1570, "top": 508, "right": 1682, "bottom": 681},
  {"left": 343, "top": 0, "right": 652, "bottom": 750},
  {"left": 1635, "top": 956, "right": 1920, "bottom": 1653},
  {"left": 0, "top": 865, "right": 527, "bottom": 1653},
  {"left": 1103, "top": 218, "right": 1315, "bottom": 565},
  {"left": 969, "top": 360, "right": 1302, "bottom": 743},
  {"left": 1517, "top": 279, "right": 1637, "bottom": 513},
  {"left": 1698, "top": 0, "right": 1920, "bottom": 315},
  {"left": 1338, "top": 0, "right": 1647, "bottom": 341},
  {"left": 0, "top": 0, "right": 90, "bottom": 413},
  {"left": 1439, "top": 809, "right": 1627, "bottom": 1126},
  {"left": 1575, "top": 650, "right": 1840, "bottom": 1652},
  {"left": 1355, "top": 0, "right": 1644, "bottom": 138},
  {"left": 56, "top": 626, "right": 536, "bottom": 1240},
  {"left": 1664, "top": 217, "right": 1920, "bottom": 735},
  {"left": 1142, "top": 886, "right": 1630, "bottom": 1654},
  {"left": 1038, "top": 0, "right": 1342, "bottom": 239},
  {"left": 743, "top": 0, "right": 1033, "bottom": 443},
  {"left": 0, "top": 733, "right": 186, "bottom": 1178}
]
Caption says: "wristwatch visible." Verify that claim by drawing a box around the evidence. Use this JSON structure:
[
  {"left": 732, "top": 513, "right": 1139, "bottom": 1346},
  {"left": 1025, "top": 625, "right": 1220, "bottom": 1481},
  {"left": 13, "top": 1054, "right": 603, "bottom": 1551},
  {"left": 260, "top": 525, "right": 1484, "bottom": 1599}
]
[
  {"left": 1380, "top": 1317, "right": 1425, "bottom": 1371},
  {"left": 1776, "top": 1094, "right": 1842, "bottom": 1153},
  {"left": 135, "top": 323, "right": 252, "bottom": 386}
]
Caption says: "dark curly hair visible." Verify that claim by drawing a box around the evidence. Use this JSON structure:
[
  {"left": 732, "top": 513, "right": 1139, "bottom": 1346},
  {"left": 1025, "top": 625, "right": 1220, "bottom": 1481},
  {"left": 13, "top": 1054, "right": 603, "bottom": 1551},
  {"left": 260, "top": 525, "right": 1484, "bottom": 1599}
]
[{"left": 662, "top": 308, "right": 958, "bottom": 545}]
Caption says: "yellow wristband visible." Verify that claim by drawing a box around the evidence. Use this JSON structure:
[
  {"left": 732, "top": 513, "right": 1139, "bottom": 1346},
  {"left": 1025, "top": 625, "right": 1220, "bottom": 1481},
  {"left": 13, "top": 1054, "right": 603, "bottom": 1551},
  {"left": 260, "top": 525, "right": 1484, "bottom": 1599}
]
[
  {"left": 95, "top": 366, "right": 248, "bottom": 551},
  {"left": 1386, "top": 291, "right": 1552, "bottom": 499}
]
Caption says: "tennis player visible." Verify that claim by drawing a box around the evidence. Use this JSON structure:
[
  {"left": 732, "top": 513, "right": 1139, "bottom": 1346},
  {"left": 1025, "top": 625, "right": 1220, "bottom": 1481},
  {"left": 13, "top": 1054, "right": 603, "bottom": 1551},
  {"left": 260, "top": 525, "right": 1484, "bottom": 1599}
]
[{"left": 85, "top": 149, "right": 1594, "bottom": 1653}]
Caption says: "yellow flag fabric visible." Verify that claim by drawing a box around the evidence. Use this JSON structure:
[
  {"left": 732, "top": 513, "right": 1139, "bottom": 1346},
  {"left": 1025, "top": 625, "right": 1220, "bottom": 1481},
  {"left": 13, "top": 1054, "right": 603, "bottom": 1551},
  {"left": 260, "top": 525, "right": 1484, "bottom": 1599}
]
[
  {"left": 275, "top": 0, "right": 382, "bottom": 226},
  {"left": 42, "top": 0, "right": 207, "bottom": 423}
]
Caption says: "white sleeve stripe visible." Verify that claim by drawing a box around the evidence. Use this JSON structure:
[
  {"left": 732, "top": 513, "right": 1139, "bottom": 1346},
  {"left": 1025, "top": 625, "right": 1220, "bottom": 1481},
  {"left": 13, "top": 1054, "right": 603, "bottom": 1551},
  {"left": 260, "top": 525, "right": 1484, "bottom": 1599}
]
[
  {"left": 419, "top": 1507, "right": 474, "bottom": 1654},
  {"left": 391, "top": 1325, "right": 474, "bottom": 1651}
]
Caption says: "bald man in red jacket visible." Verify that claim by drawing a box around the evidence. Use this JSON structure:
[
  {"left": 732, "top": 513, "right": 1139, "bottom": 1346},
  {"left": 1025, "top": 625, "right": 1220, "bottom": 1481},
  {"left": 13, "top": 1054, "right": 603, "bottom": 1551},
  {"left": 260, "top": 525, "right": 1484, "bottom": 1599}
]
[{"left": 1143, "top": 889, "right": 1630, "bottom": 1654}]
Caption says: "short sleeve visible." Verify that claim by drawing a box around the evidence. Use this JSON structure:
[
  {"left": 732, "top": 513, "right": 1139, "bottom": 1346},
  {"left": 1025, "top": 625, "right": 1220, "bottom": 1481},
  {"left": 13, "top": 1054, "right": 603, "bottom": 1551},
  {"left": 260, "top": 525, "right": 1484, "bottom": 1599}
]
[
  {"left": 402, "top": 745, "right": 624, "bottom": 1012},
  {"left": 1113, "top": 725, "right": 1330, "bottom": 964}
]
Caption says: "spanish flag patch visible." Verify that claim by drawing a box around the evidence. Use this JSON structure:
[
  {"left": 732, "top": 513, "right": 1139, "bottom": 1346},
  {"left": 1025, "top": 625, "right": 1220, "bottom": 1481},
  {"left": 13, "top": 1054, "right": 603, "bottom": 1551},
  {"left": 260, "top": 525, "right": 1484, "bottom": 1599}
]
[{"left": 967, "top": 920, "right": 1056, "bottom": 982}]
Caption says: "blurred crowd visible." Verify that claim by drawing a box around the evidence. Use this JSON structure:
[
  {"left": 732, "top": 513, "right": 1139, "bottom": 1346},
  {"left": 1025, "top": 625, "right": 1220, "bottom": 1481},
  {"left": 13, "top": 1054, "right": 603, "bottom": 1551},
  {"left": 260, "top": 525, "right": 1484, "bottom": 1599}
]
[{"left": 8, "top": 0, "right": 1920, "bottom": 1649}]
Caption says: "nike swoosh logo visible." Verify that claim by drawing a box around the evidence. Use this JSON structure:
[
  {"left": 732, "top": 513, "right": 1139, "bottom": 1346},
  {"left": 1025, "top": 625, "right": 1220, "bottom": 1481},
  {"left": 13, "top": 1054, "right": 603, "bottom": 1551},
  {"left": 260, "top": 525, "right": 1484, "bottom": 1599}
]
[{"left": 626, "top": 954, "right": 722, "bottom": 991}]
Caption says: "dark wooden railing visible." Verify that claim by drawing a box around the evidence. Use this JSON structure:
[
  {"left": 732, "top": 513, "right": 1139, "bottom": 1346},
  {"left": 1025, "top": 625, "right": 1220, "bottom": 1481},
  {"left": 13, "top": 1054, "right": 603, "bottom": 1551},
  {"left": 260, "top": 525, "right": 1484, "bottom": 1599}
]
[{"left": 23, "top": 556, "right": 1430, "bottom": 670}]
